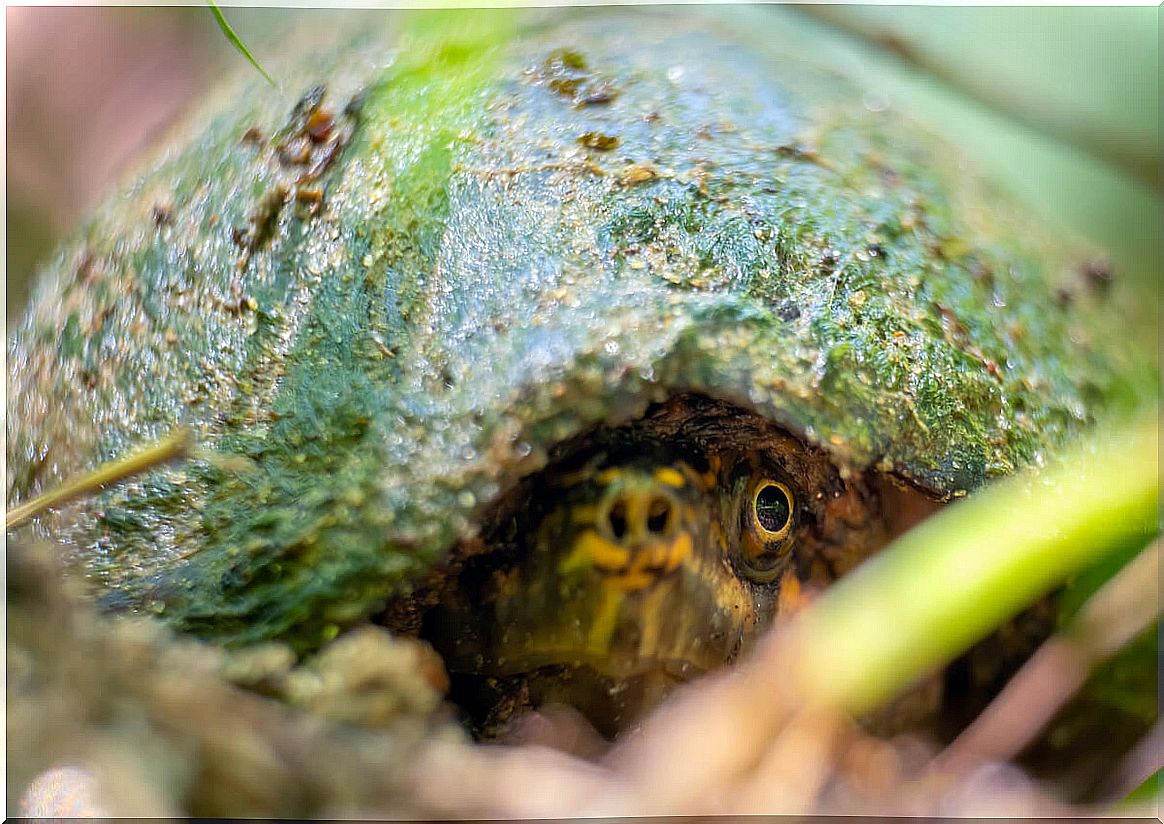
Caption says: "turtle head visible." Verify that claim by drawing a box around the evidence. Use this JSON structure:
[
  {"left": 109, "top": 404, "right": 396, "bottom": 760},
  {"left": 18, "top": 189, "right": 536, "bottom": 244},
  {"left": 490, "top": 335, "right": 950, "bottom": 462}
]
[
  {"left": 481, "top": 451, "right": 784, "bottom": 681},
  {"left": 418, "top": 396, "right": 897, "bottom": 738},
  {"left": 423, "top": 451, "right": 760, "bottom": 737}
]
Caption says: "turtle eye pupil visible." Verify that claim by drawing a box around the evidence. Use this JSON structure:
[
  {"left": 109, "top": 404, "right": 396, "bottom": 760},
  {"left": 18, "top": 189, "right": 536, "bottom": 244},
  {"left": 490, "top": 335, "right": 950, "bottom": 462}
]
[
  {"left": 647, "top": 496, "right": 672, "bottom": 535},
  {"left": 755, "top": 483, "right": 791, "bottom": 534}
]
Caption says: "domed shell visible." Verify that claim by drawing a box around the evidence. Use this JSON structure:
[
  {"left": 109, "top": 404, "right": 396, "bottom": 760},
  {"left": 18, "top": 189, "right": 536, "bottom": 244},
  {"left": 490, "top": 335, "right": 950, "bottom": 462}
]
[{"left": 6, "top": 8, "right": 1143, "bottom": 650}]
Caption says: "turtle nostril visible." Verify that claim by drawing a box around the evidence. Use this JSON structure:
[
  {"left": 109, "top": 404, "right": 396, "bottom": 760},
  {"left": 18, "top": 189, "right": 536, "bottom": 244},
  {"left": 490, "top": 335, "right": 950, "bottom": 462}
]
[
  {"left": 607, "top": 500, "right": 629, "bottom": 540},
  {"left": 601, "top": 489, "right": 678, "bottom": 545},
  {"left": 647, "top": 495, "right": 673, "bottom": 536}
]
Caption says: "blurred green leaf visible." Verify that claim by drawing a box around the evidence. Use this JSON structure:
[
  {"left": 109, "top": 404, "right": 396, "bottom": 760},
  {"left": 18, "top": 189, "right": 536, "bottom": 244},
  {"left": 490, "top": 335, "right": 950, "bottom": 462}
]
[
  {"left": 801, "top": 7, "right": 1159, "bottom": 188},
  {"left": 1123, "top": 767, "right": 1161, "bottom": 804}
]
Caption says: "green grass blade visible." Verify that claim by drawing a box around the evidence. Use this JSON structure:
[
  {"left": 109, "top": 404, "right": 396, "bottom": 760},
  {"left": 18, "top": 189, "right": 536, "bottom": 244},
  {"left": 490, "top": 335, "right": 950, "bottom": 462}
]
[
  {"left": 1122, "top": 766, "right": 1161, "bottom": 805},
  {"left": 207, "top": 2, "right": 276, "bottom": 88}
]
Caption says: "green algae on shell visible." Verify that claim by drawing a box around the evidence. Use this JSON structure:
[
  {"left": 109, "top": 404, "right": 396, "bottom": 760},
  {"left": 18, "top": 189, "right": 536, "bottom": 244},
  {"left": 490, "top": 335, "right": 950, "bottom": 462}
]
[{"left": 5, "top": 8, "right": 1150, "bottom": 652}]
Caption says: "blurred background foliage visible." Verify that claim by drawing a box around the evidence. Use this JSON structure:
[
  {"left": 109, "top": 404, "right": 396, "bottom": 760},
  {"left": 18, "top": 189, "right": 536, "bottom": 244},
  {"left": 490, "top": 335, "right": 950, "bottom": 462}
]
[{"left": 7, "top": 7, "right": 222, "bottom": 321}]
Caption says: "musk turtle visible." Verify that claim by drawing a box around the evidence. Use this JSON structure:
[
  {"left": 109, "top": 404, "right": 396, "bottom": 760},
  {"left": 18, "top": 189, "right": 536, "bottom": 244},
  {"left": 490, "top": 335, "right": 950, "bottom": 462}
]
[{"left": 5, "top": 8, "right": 1143, "bottom": 738}]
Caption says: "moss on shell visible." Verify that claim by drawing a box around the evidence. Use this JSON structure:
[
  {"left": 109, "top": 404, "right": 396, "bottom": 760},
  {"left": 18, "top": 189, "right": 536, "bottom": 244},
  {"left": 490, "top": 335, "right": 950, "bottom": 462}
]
[{"left": 6, "top": 8, "right": 1155, "bottom": 651}]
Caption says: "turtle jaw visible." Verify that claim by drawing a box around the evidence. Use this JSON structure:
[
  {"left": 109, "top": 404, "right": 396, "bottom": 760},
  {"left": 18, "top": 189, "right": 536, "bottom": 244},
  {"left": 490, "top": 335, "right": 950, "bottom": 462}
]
[
  {"left": 430, "top": 547, "right": 765, "bottom": 739},
  {"left": 430, "top": 542, "right": 761, "bottom": 682},
  {"left": 489, "top": 558, "right": 759, "bottom": 681}
]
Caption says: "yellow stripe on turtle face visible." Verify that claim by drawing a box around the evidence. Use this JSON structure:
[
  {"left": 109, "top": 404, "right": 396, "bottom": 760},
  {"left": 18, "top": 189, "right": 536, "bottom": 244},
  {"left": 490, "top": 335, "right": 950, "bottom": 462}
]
[
  {"left": 586, "top": 584, "right": 624, "bottom": 655},
  {"left": 652, "top": 466, "right": 687, "bottom": 488},
  {"left": 596, "top": 467, "right": 622, "bottom": 486},
  {"left": 663, "top": 531, "right": 692, "bottom": 572},
  {"left": 635, "top": 583, "right": 669, "bottom": 659},
  {"left": 604, "top": 532, "right": 692, "bottom": 591},
  {"left": 564, "top": 528, "right": 631, "bottom": 573},
  {"left": 605, "top": 569, "right": 657, "bottom": 591}
]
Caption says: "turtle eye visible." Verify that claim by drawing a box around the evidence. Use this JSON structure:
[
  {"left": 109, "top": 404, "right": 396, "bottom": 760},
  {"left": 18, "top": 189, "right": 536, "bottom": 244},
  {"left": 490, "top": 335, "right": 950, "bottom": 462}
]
[
  {"left": 752, "top": 480, "right": 793, "bottom": 540},
  {"left": 738, "top": 477, "right": 796, "bottom": 583}
]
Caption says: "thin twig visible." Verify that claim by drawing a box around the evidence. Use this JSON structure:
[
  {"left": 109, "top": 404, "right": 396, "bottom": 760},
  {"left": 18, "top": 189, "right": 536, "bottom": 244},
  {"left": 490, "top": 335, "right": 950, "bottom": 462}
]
[
  {"left": 6, "top": 428, "right": 194, "bottom": 531},
  {"left": 1098, "top": 719, "right": 1163, "bottom": 802}
]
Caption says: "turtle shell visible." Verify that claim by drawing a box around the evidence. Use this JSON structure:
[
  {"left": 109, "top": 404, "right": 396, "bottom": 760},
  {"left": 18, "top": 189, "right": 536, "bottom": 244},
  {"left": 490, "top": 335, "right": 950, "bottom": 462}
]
[{"left": 5, "top": 8, "right": 1145, "bottom": 651}]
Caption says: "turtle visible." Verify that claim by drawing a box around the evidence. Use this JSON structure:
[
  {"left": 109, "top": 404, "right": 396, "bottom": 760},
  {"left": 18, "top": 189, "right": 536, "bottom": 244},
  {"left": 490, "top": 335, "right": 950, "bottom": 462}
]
[{"left": 5, "top": 7, "right": 1150, "bottom": 742}]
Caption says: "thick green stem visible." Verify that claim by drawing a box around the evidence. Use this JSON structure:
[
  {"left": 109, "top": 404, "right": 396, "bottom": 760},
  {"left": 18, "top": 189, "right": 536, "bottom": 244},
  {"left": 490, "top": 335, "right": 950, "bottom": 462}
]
[{"left": 790, "top": 412, "right": 1159, "bottom": 715}]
